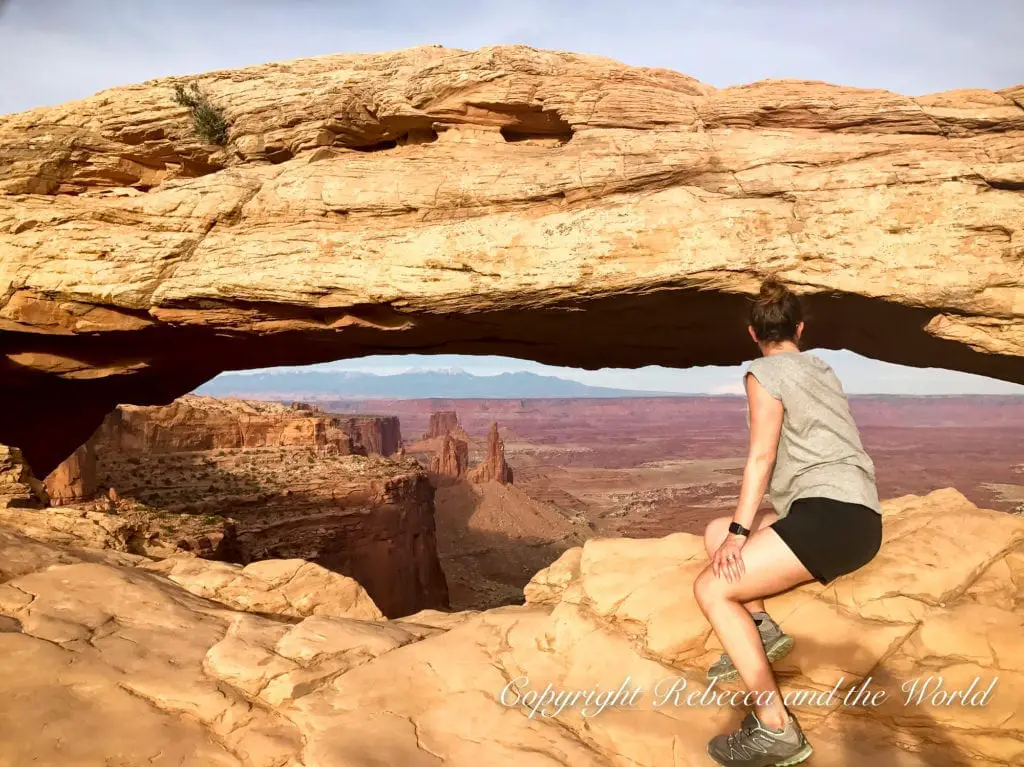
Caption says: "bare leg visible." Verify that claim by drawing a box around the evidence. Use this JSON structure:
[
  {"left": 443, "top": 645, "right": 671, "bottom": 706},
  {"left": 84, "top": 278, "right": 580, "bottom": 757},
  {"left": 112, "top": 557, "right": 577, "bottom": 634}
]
[
  {"left": 694, "top": 526, "right": 814, "bottom": 729},
  {"left": 702, "top": 510, "right": 778, "bottom": 615}
]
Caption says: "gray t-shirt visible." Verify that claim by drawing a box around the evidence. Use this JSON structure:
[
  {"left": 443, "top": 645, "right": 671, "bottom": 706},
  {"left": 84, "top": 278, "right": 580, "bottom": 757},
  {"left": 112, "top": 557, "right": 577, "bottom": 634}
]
[{"left": 744, "top": 351, "right": 881, "bottom": 518}]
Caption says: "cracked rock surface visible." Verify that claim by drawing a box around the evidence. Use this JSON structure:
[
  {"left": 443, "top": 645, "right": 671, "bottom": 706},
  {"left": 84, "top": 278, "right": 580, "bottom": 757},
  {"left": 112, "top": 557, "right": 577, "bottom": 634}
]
[{"left": 1, "top": 486, "right": 1022, "bottom": 765}]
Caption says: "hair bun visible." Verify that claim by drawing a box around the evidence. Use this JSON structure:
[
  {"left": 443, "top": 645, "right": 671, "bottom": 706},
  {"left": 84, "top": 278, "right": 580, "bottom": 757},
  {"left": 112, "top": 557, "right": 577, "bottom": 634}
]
[
  {"left": 757, "top": 278, "right": 789, "bottom": 304},
  {"left": 749, "top": 277, "right": 802, "bottom": 343}
]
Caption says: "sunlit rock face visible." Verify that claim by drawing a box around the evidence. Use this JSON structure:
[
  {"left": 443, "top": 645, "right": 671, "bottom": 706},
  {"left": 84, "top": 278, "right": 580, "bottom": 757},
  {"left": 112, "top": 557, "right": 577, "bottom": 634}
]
[
  {"left": 0, "top": 45, "right": 1021, "bottom": 474},
  {"left": 0, "top": 487, "right": 1022, "bottom": 765},
  {"left": 89, "top": 395, "right": 405, "bottom": 456},
  {"left": 42, "top": 443, "right": 98, "bottom": 506},
  {"left": 0, "top": 395, "right": 449, "bottom": 617},
  {"left": 0, "top": 445, "right": 47, "bottom": 509}
]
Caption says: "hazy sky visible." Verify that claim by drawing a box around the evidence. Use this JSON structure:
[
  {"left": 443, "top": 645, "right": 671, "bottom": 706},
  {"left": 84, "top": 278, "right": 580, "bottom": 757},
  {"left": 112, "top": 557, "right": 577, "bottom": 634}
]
[
  {"left": 242, "top": 351, "right": 1024, "bottom": 396},
  {"left": 2, "top": 1, "right": 1021, "bottom": 393},
  {"left": 2, "top": 0, "right": 1021, "bottom": 112}
]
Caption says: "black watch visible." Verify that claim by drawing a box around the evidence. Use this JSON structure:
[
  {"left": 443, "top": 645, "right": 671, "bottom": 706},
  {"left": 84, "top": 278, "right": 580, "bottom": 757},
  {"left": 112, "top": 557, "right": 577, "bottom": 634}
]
[{"left": 728, "top": 521, "right": 751, "bottom": 537}]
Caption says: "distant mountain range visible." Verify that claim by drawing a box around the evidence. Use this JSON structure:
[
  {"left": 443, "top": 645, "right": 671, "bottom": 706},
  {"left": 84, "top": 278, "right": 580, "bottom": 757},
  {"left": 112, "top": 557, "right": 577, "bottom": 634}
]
[{"left": 196, "top": 369, "right": 685, "bottom": 399}]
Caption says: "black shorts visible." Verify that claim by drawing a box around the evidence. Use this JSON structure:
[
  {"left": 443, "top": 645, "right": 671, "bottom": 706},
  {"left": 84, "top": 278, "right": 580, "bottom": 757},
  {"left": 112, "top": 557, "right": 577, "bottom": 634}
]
[{"left": 771, "top": 497, "right": 882, "bottom": 584}]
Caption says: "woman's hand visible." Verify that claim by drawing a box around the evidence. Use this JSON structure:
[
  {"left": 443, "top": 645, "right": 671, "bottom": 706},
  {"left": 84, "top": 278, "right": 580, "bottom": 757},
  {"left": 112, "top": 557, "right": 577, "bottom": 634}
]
[{"left": 712, "top": 534, "right": 747, "bottom": 583}]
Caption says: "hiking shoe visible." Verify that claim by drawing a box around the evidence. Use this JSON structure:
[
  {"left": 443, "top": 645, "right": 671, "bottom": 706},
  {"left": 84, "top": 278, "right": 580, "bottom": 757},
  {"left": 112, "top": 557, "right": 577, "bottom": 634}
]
[
  {"left": 707, "top": 613, "right": 794, "bottom": 683},
  {"left": 707, "top": 710, "right": 813, "bottom": 767}
]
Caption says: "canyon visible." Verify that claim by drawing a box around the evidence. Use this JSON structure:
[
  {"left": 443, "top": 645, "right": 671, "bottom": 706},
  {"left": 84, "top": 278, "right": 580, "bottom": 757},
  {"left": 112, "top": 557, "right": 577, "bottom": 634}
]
[
  {"left": 331, "top": 395, "right": 1024, "bottom": 535},
  {"left": 25, "top": 391, "right": 1024, "bottom": 617},
  {"left": 29, "top": 394, "right": 591, "bottom": 614},
  {"left": 402, "top": 407, "right": 588, "bottom": 610},
  {"left": 32, "top": 396, "right": 447, "bottom": 617}
]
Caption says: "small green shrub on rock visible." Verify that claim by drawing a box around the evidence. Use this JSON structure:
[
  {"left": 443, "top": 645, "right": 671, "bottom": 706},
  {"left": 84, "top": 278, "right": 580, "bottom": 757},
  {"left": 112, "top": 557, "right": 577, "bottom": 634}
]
[{"left": 173, "top": 82, "right": 228, "bottom": 145}]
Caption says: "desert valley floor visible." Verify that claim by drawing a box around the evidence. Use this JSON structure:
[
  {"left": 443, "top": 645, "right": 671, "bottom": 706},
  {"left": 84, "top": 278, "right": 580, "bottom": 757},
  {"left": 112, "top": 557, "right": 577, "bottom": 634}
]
[{"left": 335, "top": 395, "right": 1024, "bottom": 536}]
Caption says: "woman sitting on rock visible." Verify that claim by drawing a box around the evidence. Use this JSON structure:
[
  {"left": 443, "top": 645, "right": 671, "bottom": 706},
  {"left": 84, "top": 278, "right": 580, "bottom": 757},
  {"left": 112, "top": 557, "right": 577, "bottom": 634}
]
[{"left": 696, "top": 278, "right": 883, "bottom": 767}]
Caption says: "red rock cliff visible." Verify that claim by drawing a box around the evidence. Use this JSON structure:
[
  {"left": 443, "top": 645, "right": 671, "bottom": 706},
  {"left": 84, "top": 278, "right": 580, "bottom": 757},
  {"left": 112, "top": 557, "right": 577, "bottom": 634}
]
[
  {"left": 42, "top": 442, "right": 98, "bottom": 506},
  {"left": 222, "top": 457, "right": 449, "bottom": 617},
  {"left": 85, "top": 396, "right": 446, "bottom": 616},
  {"left": 92, "top": 396, "right": 354, "bottom": 453},
  {"left": 90, "top": 396, "right": 401, "bottom": 457},
  {"left": 337, "top": 415, "right": 403, "bottom": 457},
  {"left": 428, "top": 434, "right": 469, "bottom": 482},
  {"left": 423, "top": 411, "right": 464, "bottom": 440},
  {"left": 468, "top": 422, "right": 514, "bottom": 485}
]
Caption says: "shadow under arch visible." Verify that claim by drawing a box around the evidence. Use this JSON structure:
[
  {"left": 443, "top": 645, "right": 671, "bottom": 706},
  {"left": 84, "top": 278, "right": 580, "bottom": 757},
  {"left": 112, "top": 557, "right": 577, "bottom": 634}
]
[{"left": 3, "top": 286, "right": 1023, "bottom": 476}]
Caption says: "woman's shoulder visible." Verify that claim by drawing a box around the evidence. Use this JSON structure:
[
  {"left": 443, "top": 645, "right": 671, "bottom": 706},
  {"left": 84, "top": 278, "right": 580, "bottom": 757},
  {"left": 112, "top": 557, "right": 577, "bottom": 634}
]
[
  {"left": 749, "top": 351, "right": 827, "bottom": 367},
  {"left": 747, "top": 352, "right": 803, "bottom": 372},
  {"left": 745, "top": 355, "right": 792, "bottom": 399},
  {"left": 746, "top": 352, "right": 827, "bottom": 394}
]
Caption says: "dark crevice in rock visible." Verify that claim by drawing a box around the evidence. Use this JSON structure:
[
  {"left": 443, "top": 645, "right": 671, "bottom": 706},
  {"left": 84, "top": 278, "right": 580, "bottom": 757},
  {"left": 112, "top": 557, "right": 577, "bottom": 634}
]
[
  {"left": 498, "top": 109, "right": 573, "bottom": 144},
  {"left": 500, "top": 125, "right": 572, "bottom": 143},
  {"left": 350, "top": 138, "right": 399, "bottom": 152},
  {"left": 460, "top": 101, "right": 574, "bottom": 144},
  {"left": 984, "top": 179, "right": 1024, "bottom": 191},
  {"left": 400, "top": 128, "right": 440, "bottom": 146},
  {"left": 348, "top": 128, "right": 440, "bottom": 152},
  {"left": 264, "top": 147, "right": 295, "bottom": 164},
  {"left": 163, "top": 157, "right": 225, "bottom": 182}
]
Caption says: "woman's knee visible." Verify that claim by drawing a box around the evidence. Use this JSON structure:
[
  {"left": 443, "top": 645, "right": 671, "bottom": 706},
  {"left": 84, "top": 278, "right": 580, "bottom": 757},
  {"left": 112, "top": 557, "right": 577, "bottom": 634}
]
[{"left": 693, "top": 567, "right": 724, "bottom": 610}]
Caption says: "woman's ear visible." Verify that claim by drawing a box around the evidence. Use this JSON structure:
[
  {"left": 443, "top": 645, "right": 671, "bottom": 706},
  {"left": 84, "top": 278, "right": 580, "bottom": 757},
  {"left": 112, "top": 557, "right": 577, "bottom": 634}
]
[
  {"left": 795, "top": 321, "right": 805, "bottom": 340},
  {"left": 747, "top": 325, "right": 759, "bottom": 344}
]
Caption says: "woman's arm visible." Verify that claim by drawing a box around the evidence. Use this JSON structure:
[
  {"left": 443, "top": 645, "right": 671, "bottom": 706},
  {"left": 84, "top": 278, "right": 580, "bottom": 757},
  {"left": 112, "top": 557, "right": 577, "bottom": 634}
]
[
  {"left": 734, "top": 371, "right": 784, "bottom": 529},
  {"left": 712, "top": 371, "right": 784, "bottom": 582}
]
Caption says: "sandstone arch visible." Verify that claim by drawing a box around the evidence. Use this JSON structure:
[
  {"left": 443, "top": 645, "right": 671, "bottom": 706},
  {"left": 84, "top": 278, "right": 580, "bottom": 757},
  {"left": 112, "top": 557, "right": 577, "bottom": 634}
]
[{"left": 1, "top": 45, "right": 1021, "bottom": 475}]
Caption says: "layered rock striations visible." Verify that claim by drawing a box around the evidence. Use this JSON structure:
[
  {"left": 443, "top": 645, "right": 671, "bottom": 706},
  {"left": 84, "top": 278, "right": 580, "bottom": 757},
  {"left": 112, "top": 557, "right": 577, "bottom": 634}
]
[
  {"left": 0, "top": 46, "right": 1021, "bottom": 475},
  {"left": 0, "top": 445, "right": 47, "bottom": 508},
  {"left": 468, "top": 421, "right": 514, "bottom": 484},
  {"left": 215, "top": 454, "right": 449, "bottom": 618},
  {"left": 19, "top": 396, "right": 447, "bottom": 616},
  {"left": 428, "top": 433, "right": 469, "bottom": 481},
  {"left": 336, "top": 414, "right": 403, "bottom": 457},
  {"left": 423, "top": 411, "right": 465, "bottom": 441},
  {"left": 91, "top": 395, "right": 401, "bottom": 456},
  {"left": 0, "top": 488, "right": 1022, "bottom": 765},
  {"left": 0, "top": 499, "right": 238, "bottom": 561}
]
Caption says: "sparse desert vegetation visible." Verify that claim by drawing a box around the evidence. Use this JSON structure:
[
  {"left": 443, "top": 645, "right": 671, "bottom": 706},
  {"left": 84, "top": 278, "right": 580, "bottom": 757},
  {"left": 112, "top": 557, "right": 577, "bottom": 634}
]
[{"left": 172, "top": 81, "right": 229, "bottom": 144}]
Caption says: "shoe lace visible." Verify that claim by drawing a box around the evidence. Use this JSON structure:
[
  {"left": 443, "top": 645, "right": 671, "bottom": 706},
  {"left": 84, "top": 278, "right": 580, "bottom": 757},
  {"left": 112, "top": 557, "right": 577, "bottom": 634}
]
[
  {"left": 726, "top": 718, "right": 759, "bottom": 750},
  {"left": 726, "top": 718, "right": 775, "bottom": 758}
]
